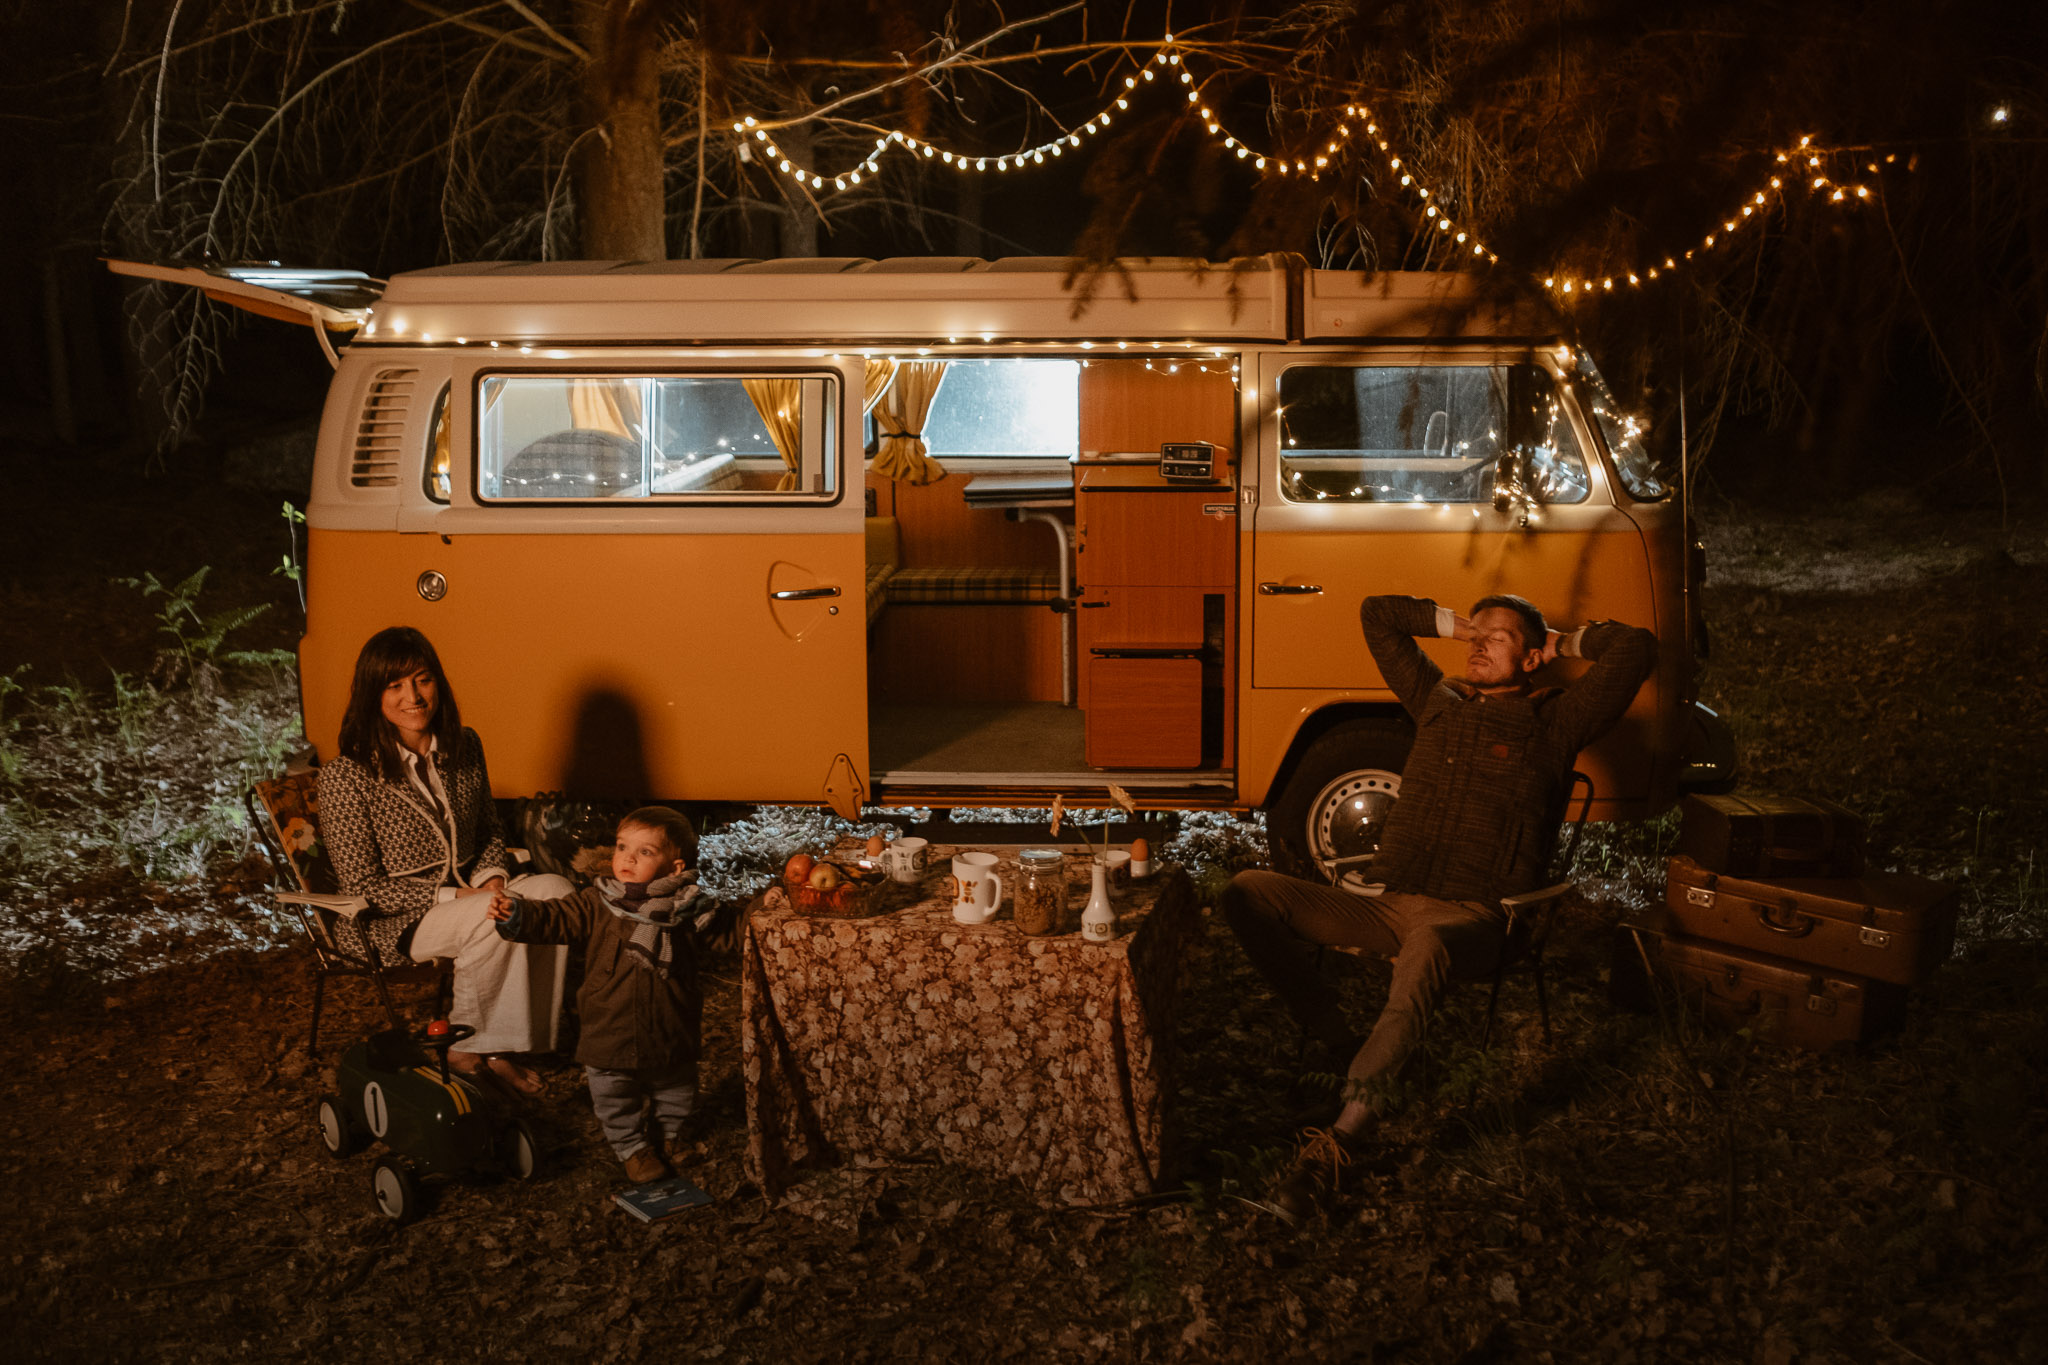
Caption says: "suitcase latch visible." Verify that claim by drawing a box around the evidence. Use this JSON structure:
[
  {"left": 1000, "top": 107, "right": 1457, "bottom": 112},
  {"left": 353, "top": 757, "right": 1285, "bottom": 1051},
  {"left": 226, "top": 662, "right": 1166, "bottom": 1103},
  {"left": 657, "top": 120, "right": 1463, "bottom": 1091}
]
[
  {"left": 1858, "top": 926, "right": 1892, "bottom": 948},
  {"left": 1686, "top": 886, "right": 1716, "bottom": 908}
]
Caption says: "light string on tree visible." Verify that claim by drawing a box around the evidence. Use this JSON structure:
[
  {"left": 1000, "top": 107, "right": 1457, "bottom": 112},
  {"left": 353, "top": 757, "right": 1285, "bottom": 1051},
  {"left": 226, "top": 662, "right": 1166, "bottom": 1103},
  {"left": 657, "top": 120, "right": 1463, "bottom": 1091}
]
[
  {"left": 722, "top": 31, "right": 1925, "bottom": 300},
  {"left": 731, "top": 39, "right": 1180, "bottom": 191},
  {"left": 1533, "top": 136, "right": 1904, "bottom": 299}
]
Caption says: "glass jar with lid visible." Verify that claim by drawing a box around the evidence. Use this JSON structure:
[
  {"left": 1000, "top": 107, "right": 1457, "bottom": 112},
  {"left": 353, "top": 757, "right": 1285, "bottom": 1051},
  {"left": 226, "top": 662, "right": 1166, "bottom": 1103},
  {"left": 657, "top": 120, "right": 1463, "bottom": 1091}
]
[{"left": 1013, "top": 848, "right": 1067, "bottom": 936}]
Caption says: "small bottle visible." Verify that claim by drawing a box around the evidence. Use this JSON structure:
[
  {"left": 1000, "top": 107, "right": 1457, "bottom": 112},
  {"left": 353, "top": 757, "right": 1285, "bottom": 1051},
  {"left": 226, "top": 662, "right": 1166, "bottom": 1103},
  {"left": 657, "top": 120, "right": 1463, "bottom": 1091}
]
[{"left": 1080, "top": 860, "right": 1116, "bottom": 942}]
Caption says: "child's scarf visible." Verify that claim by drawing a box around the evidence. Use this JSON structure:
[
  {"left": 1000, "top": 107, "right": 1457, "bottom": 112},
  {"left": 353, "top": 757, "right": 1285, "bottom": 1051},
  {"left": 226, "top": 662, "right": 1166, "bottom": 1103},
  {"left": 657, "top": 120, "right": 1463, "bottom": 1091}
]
[{"left": 595, "top": 871, "right": 699, "bottom": 979}]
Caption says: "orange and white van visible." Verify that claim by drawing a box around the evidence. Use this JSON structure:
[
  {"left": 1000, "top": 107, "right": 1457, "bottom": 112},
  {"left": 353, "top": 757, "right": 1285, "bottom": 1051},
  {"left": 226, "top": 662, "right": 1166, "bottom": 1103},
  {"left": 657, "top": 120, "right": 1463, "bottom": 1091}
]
[{"left": 113, "top": 254, "right": 1730, "bottom": 876}]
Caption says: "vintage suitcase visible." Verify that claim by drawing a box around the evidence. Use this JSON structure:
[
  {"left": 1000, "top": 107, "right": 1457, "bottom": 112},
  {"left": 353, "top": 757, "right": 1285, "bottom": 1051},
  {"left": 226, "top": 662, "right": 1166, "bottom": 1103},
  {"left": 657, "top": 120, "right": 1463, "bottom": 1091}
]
[
  {"left": 1677, "top": 792, "right": 1867, "bottom": 878},
  {"left": 1663, "top": 856, "right": 1957, "bottom": 987},
  {"left": 1610, "top": 911, "right": 1908, "bottom": 1050}
]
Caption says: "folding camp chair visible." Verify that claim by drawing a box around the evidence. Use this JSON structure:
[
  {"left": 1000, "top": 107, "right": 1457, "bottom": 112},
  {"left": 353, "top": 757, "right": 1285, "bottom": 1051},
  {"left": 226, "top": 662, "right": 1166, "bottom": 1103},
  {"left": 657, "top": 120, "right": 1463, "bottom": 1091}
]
[
  {"left": 1314, "top": 771, "right": 1595, "bottom": 1049},
  {"left": 245, "top": 770, "right": 450, "bottom": 1057}
]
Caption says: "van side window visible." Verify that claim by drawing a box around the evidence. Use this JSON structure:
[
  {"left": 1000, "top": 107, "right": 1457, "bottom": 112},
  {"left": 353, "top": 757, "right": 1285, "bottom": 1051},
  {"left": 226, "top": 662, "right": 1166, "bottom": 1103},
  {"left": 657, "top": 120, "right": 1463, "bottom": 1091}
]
[
  {"left": 918, "top": 359, "right": 1079, "bottom": 458},
  {"left": 425, "top": 383, "right": 451, "bottom": 503},
  {"left": 1278, "top": 363, "right": 1589, "bottom": 505},
  {"left": 475, "top": 373, "right": 839, "bottom": 500}
]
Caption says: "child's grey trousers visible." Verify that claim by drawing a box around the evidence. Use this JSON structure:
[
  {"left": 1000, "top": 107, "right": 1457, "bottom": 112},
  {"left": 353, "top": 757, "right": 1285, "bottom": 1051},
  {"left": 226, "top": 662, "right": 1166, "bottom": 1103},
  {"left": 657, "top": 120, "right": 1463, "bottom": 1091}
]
[{"left": 584, "top": 1063, "right": 696, "bottom": 1159}]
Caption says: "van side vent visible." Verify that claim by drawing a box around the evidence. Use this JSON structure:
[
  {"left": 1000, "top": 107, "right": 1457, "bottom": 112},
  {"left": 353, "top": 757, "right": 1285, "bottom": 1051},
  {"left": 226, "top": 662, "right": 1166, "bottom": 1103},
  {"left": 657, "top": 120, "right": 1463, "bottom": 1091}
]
[{"left": 351, "top": 369, "right": 417, "bottom": 487}]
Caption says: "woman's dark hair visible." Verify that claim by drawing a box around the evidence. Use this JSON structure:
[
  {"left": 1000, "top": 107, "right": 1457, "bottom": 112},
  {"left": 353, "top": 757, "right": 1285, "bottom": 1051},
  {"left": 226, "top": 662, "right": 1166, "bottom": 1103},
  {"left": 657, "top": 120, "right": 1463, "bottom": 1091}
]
[{"left": 338, "top": 627, "right": 463, "bottom": 782}]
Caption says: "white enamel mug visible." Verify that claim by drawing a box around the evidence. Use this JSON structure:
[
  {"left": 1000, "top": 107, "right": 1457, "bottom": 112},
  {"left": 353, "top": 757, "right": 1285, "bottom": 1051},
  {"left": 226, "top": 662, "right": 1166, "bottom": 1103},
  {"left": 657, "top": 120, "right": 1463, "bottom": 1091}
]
[
  {"left": 883, "top": 836, "right": 929, "bottom": 884},
  {"left": 951, "top": 851, "right": 1004, "bottom": 923}
]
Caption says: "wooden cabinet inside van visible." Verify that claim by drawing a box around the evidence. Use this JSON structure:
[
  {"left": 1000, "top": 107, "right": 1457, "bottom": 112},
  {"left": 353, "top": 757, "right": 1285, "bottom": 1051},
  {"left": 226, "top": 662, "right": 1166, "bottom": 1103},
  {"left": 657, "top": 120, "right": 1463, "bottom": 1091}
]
[{"left": 1074, "top": 361, "right": 1237, "bottom": 770}]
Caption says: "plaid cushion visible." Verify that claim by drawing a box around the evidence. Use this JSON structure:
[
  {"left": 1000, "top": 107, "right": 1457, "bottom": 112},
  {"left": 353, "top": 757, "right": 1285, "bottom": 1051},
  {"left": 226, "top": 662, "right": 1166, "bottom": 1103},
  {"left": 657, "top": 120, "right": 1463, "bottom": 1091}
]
[
  {"left": 865, "top": 562, "right": 894, "bottom": 625},
  {"left": 885, "top": 566, "right": 1063, "bottom": 605}
]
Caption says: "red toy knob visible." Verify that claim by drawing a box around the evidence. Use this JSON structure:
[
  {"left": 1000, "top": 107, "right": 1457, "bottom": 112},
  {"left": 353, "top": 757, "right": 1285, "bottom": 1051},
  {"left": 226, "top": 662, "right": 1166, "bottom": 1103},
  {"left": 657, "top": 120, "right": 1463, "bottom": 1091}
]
[{"left": 426, "top": 1019, "right": 452, "bottom": 1038}]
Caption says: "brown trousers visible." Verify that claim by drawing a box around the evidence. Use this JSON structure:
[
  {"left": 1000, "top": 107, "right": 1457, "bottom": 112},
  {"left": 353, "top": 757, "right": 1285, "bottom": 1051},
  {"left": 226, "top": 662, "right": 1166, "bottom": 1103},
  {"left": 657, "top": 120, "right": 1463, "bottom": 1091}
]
[{"left": 1220, "top": 870, "right": 1505, "bottom": 1110}]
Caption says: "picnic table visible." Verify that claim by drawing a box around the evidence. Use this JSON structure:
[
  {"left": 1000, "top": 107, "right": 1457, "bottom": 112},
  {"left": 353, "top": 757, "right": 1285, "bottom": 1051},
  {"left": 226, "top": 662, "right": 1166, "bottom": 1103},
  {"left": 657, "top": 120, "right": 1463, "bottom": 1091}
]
[{"left": 741, "top": 841, "right": 1198, "bottom": 1207}]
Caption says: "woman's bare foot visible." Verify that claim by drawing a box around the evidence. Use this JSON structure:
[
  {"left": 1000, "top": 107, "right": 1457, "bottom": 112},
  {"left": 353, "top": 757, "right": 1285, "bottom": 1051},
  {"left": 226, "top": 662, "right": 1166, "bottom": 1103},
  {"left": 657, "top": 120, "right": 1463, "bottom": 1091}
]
[
  {"left": 485, "top": 1055, "right": 546, "bottom": 1096},
  {"left": 447, "top": 1051, "right": 545, "bottom": 1098}
]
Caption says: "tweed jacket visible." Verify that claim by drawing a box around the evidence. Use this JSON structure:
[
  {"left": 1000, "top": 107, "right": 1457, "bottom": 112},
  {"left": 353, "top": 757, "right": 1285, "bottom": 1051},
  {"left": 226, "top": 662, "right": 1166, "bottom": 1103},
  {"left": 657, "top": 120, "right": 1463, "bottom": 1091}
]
[
  {"left": 1361, "top": 595, "right": 1656, "bottom": 908},
  {"left": 317, "top": 727, "right": 511, "bottom": 961},
  {"left": 496, "top": 887, "right": 702, "bottom": 1074}
]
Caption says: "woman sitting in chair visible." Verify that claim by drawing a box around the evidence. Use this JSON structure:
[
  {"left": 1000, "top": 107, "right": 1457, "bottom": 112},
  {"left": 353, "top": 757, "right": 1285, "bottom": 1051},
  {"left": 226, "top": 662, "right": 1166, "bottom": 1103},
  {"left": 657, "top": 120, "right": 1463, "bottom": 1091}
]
[{"left": 318, "top": 626, "right": 573, "bottom": 1096}]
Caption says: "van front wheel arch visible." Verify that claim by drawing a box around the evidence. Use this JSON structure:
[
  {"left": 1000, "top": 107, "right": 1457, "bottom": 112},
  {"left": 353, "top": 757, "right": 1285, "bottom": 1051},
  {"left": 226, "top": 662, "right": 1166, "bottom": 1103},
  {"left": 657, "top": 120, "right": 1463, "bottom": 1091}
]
[{"left": 1265, "top": 719, "right": 1412, "bottom": 883}]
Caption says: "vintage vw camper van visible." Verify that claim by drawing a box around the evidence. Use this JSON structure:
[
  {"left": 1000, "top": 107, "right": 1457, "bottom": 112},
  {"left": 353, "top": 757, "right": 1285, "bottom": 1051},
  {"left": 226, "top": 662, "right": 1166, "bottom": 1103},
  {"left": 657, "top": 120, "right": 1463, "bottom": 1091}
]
[{"left": 114, "top": 254, "right": 1724, "bottom": 877}]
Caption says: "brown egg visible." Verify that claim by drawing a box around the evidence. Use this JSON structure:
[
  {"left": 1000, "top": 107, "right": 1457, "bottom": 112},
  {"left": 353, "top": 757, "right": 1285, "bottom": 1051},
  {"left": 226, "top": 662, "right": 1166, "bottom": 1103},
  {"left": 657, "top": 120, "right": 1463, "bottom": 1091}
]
[
  {"left": 865, "top": 834, "right": 887, "bottom": 858},
  {"left": 1129, "top": 836, "right": 1151, "bottom": 862}
]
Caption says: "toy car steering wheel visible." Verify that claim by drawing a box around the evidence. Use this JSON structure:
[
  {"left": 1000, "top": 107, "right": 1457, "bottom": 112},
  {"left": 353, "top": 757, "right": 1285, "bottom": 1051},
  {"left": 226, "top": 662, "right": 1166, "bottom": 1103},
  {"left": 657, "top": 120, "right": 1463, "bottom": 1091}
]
[{"left": 416, "top": 1019, "right": 476, "bottom": 1048}]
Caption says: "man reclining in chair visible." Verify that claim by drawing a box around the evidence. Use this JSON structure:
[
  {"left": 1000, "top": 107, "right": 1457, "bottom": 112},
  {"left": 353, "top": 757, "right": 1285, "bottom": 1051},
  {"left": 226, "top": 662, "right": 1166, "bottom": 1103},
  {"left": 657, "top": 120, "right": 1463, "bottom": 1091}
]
[{"left": 1224, "top": 593, "right": 1656, "bottom": 1223}]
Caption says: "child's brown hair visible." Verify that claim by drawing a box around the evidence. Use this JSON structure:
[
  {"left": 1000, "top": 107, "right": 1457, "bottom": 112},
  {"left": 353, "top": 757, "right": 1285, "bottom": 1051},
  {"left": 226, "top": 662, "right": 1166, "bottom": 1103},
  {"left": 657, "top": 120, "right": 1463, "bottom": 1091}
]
[{"left": 620, "top": 806, "right": 698, "bottom": 869}]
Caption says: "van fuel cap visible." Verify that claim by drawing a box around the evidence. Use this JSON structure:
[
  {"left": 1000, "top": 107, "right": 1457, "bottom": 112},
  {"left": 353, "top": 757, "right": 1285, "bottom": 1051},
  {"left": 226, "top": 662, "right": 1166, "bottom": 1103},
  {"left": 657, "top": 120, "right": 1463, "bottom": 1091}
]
[{"left": 416, "top": 570, "right": 448, "bottom": 602}]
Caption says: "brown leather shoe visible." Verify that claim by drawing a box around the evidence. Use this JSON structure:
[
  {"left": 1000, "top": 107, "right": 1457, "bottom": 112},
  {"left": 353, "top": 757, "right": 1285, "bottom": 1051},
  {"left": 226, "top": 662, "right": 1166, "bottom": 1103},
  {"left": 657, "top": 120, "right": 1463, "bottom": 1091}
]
[
  {"left": 1271, "top": 1126, "right": 1362, "bottom": 1225},
  {"left": 622, "top": 1147, "right": 671, "bottom": 1186}
]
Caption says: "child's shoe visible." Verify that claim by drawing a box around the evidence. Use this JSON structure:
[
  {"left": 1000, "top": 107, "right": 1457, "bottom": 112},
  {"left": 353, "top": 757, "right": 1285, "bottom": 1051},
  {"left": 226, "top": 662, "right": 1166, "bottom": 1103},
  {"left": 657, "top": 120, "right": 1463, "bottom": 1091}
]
[{"left": 621, "top": 1146, "right": 671, "bottom": 1185}]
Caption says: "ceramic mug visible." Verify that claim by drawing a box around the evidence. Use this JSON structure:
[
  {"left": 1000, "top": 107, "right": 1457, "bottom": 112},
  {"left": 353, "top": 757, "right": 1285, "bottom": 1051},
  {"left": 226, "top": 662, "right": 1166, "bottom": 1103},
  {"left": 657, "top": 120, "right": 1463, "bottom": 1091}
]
[
  {"left": 951, "top": 851, "right": 1004, "bottom": 923},
  {"left": 1100, "top": 850, "right": 1132, "bottom": 891},
  {"left": 883, "top": 836, "right": 929, "bottom": 884}
]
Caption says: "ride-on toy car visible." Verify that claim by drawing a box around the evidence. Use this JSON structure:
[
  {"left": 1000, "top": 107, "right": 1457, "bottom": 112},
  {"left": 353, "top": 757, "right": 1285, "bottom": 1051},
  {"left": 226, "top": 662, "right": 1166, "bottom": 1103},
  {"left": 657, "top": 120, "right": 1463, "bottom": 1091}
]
[{"left": 316, "top": 1019, "right": 539, "bottom": 1224}]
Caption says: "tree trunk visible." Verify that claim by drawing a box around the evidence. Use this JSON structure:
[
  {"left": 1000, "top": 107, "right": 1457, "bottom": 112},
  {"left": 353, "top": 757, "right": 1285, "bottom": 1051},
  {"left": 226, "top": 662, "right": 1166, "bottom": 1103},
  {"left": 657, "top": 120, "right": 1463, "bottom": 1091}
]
[{"left": 574, "top": 0, "right": 667, "bottom": 260}]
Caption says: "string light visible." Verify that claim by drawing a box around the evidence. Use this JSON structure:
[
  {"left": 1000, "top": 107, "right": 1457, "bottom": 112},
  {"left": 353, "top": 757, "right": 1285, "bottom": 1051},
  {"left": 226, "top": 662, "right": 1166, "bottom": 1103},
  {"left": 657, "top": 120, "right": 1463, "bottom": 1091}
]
[
  {"left": 718, "top": 31, "right": 1923, "bottom": 305},
  {"left": 1539, "top": 132, "right": 1900, "bottom": 299}
]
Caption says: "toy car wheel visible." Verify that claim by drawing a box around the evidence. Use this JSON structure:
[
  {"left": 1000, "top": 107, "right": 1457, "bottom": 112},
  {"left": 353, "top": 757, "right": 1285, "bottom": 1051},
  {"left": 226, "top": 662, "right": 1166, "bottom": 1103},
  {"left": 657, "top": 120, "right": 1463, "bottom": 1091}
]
[
  {"left": 370, "top": 1159, "right": 421, "bottom": 1225},
  {"left": 316, "top": 1094, "right": 363, "bottom": 1159},
  {"left": 502, "top": 1119, "right": 540, "bottom": 1180}
]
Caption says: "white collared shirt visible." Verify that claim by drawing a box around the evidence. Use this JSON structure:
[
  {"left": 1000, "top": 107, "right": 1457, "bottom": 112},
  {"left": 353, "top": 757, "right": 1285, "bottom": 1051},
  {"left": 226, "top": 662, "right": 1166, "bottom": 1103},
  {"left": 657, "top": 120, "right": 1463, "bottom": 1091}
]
[{"left": 395, "top": 737, "right": 508, "bottom": 895}]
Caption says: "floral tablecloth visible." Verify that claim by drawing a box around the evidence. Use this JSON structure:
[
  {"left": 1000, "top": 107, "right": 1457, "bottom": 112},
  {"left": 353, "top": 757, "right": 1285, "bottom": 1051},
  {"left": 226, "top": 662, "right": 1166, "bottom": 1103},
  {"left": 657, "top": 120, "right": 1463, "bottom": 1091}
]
[{"left": 741, "top": 843, "right": 1198, "bottom": 1207}]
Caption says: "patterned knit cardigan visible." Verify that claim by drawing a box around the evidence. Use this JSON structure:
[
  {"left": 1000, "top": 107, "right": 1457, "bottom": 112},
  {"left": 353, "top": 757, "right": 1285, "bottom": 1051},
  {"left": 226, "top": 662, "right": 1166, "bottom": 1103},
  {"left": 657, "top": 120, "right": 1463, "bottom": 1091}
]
[{"left": 317, "top": 727, "right": 510, "bottom": 961}]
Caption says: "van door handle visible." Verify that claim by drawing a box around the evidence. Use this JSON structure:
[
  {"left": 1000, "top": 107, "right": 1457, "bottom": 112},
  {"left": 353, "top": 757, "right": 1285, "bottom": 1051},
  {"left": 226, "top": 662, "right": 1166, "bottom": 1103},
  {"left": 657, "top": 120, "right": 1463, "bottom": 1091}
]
[
  {"left": 771, "top": 586, "right": 842, "bottom": 600},
  {"left": 1258, "top": 582, "right": 1323, "bottom": 595}
]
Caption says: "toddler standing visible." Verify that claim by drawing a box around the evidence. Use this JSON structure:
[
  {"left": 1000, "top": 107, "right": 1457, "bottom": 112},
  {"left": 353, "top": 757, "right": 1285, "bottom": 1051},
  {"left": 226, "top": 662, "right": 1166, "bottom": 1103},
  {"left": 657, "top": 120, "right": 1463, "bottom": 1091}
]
[{"left": 491, "top": 806, "right": 704, "bottom": 1185}]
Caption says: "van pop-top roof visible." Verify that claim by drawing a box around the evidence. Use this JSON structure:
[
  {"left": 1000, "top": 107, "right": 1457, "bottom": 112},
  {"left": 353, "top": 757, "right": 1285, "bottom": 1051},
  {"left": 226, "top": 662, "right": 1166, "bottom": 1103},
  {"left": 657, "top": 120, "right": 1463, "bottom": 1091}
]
[{"left": 109, "top": 254, "right": 1548, "bottom": 355}]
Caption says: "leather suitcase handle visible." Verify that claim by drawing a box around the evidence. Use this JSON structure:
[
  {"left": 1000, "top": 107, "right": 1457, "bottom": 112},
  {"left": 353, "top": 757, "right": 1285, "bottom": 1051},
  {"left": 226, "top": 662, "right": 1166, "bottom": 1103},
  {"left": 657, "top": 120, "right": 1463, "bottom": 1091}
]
[{"left": 1757, "top": 897, "right": 1818, "bottom": 937}]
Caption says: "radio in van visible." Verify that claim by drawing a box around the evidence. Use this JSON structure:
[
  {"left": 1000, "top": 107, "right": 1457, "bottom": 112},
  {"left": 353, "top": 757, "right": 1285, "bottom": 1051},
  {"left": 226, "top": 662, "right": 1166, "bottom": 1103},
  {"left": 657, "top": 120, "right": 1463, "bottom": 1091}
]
[{"left": 1159, "top": 441, "right": 1221, "bottom": 483}]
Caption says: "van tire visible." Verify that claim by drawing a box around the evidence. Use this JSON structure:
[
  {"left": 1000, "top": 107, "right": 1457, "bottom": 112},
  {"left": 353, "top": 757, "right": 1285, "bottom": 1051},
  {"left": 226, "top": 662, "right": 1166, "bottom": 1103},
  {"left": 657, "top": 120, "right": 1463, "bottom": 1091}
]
[{"left": 1265, "top": 719, "right": 1412, "bottom": 883}]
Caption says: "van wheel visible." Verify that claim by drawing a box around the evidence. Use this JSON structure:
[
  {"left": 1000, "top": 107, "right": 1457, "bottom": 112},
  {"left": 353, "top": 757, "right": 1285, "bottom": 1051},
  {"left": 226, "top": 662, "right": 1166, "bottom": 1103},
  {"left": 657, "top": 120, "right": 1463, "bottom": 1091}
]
[{"left": 1266, "top": 720, "right": 1411, "bottom": 883}]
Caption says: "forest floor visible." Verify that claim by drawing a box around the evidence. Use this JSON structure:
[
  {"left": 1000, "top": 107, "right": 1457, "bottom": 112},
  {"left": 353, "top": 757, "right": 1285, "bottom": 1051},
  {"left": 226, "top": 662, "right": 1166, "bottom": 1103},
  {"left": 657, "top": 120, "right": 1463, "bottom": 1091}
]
[{"left": 2, "top": 453, "right": 2045, "bottom": 1363}]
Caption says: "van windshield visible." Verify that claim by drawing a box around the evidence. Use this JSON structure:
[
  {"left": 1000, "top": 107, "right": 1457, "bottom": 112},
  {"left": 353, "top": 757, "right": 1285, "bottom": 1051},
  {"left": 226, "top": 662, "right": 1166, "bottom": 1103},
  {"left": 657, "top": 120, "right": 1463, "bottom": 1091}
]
[
  {"left": 1277, "top": 362, "right": 1589, "bottom": 505},
  {"left": 1573, "top": 353, "right": 1669, "bottom": 500}
]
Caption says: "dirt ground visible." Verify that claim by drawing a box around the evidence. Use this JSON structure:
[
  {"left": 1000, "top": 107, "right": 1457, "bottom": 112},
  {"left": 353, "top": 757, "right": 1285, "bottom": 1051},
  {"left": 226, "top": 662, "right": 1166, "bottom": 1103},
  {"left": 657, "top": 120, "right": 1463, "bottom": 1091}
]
[{"left": 3, "top": 460, "right": 2045, "bottom": 1363}]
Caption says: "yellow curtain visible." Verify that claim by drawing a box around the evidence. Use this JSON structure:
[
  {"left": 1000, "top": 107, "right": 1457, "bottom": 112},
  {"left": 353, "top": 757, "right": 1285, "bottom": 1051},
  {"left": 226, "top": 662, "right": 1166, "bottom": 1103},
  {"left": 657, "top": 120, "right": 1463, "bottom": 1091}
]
[
  {"left": 742, "top": 378, "right": 805, "bottom": 492},
  {"left": 863, "top": 357, "right": 898, "bottom": 415},
  {"left": 871, "top": 360, "right": 948, "bottom": 485},
  {"left": 569, "top": 378, "right": 641, "bottom": 436}
]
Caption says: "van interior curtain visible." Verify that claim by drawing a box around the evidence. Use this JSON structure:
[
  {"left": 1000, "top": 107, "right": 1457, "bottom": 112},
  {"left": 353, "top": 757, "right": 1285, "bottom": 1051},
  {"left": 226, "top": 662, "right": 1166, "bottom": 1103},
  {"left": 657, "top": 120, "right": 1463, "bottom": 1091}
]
[
  {"left": 569, "top": 378, "right": 642, "bottom": 437},
  {"left": 872, "top": 360, "right": 948, "bottom": 485},
  {"left": 742, "top": 378, "right": 805, "bottom": 491},
  {"left": 863, "top": 357, "right": 899, "bottom": 415}
]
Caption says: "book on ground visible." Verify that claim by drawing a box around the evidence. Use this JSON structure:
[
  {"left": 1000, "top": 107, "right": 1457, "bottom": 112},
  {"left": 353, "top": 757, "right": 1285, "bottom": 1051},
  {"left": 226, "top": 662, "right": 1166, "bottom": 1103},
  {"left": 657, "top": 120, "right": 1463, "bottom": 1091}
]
[{"left": 613, "top": 1176, "right": 713, "bottom": 1223}]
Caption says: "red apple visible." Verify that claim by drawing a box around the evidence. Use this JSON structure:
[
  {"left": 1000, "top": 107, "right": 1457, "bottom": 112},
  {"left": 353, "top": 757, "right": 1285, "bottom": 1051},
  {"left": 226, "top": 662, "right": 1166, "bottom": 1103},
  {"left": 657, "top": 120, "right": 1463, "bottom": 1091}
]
[{"left": 784, "top": 852, "right": 816, "bottom": 883}]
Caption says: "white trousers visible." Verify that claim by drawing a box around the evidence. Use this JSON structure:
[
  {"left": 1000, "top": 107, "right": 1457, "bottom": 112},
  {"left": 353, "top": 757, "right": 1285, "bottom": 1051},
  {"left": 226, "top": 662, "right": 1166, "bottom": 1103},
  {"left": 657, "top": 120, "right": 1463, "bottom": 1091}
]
[{"left": 407, "top": 872, "right": 573, "bottom": 1055}]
